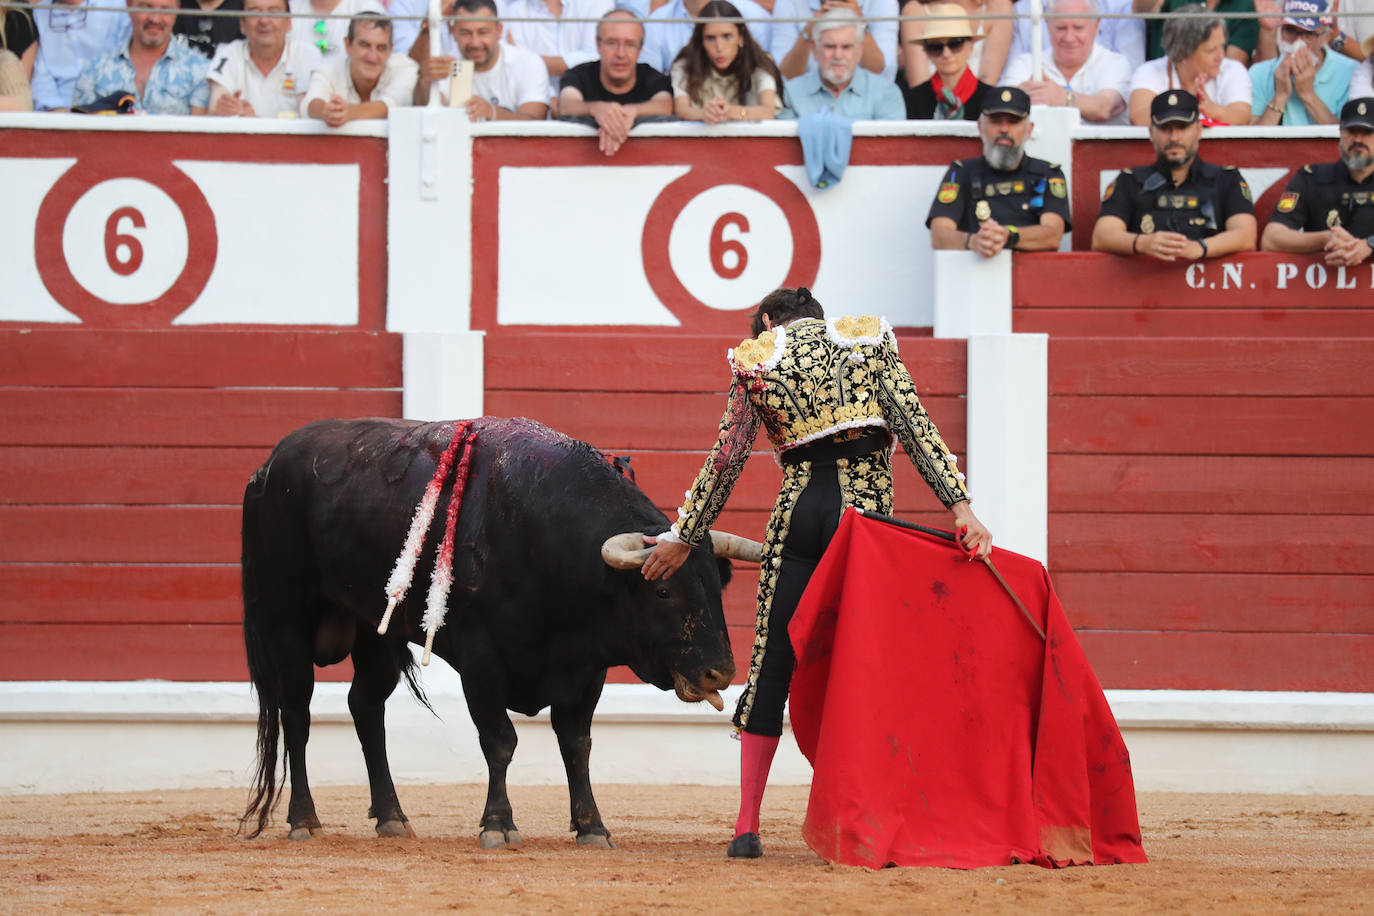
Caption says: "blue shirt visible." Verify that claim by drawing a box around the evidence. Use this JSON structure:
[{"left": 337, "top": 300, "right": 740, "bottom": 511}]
[
  {"left": 641, "top": 0, "right": 774, "bottom": 76},
  {"left": 1250, "top": 51, "right": 1357, "bottom": 127},
  {"left": 30, "top": 0, "right": 130, "bottom": 110},
  {"left": 73, "top": 33, "right": 211, "bottom": 113},
  {"left": 780, "top": 66, "right": 905, "bottom": 120}
]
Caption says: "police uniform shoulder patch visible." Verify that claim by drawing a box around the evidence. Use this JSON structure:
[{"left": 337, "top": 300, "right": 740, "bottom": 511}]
[
  {"left": 1048, "top": 176, "right": 1067, "bottom": 198},
  {"left": 1239, "top": 178, "right": 1253, "bottom": 202},
  {"left": 938, "top": 181, "right": 960, "bottom": 204},
  {"left": 1276, "top": 191, "right": 1299, "bottom": 213},
  {"left": 1102, "top": 180, "right": 1116, "bottom": 200}
]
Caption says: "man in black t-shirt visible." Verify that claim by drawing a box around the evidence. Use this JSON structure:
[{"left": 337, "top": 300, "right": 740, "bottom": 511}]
[
  {"left": 1261, "top": 98, "right": 1374, "bottom": 267},
  {"left": 1092, "top": 90, "right": 1257, "bottom": 261},
  {"left": 558, "top": 8, "right": 673, "bottom": 156},
  {"left": 174, "top": 0, "right": 245, "bottom": 59}
]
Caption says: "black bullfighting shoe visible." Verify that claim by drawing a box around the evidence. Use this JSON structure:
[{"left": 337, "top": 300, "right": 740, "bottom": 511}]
[{"left": 727, "top": 832, "right": 763, "bottom": 859}]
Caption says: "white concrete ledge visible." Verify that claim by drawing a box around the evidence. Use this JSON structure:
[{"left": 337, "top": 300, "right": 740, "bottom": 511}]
[{"left": 4, "top": 682, "right": 1372, "bottom": 731}]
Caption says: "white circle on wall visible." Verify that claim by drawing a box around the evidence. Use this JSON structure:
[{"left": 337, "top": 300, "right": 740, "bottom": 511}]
[
  {"left": 63, "top": 178, "right": 190, "bottom": 305},
  {"left": 667, "top": 185, "right": 793, "bottom": 312}
]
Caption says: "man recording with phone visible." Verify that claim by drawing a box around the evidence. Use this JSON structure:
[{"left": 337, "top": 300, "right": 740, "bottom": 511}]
[{"left": 413, "top": 0, "right": 550, "bottom": 119}]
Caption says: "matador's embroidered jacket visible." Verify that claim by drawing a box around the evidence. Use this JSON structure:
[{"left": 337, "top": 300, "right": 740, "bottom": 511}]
[
  {"left": 668, "top": 314, "right": 968, "bottom": 547},
  {"left": 665, "top": 315, "right": 970, "bottom": 731}
]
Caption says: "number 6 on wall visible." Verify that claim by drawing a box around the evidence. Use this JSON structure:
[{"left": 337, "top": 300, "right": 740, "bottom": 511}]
[
  {"left": 710, "top": 212, "right": 749, "bottom": 280},
  {"left": 104, "top": 207, "right": 146, "bottom": 277}
]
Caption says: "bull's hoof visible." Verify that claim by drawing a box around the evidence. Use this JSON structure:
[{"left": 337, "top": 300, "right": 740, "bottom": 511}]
[
  {"left": 502, "top": 829, "right": 523, "bottom": 850},
  {"left": 479, "top": 829, "right": 507, "bottom": 850},
  {"left": 288, "top": 826, "right": 317, "bottom": 842},
  {"left": 376, "top": 819, "right": 416, "bottom": 839},
  {"left": 576, "top": 832, "right": 615, "bottom": 849}
]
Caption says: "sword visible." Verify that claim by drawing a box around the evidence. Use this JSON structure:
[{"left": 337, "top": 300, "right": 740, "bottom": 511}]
[{"left": 857, "top": 509, "right": 1047, "bottom": 642}]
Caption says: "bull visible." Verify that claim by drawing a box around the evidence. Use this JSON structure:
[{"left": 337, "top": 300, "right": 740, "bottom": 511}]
[{"left": 239, "top": 417, "right": 756, "bottom": 847}]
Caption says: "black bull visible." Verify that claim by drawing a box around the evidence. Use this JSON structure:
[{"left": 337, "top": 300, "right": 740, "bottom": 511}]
[{"left": 240, "top": 417, "right": 748, "bottom": 846}]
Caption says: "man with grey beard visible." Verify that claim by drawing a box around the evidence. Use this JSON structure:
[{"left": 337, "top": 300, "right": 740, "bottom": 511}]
[
  {"left": 1261, "top": 97, "right": 1374, "bottom": 266},
  {"left": 926, "top": 87, "right": 1072, "bottom": 258}
]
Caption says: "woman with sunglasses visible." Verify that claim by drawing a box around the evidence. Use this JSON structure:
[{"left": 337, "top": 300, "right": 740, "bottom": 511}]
[
  {"left": 669, "top": 0, "right": 783, "bottom": 122},
  {"left": 901, "top": 2, "right": 989, "bottom": 118}
]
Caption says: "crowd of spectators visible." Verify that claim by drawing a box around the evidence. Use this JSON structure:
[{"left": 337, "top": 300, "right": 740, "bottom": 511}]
[{"left": 2, "top": 0, "right": 1371, "bottom": 122}]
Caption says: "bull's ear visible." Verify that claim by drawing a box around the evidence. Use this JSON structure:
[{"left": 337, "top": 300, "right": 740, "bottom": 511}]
[
  {"left": 601, "top": 532, "right": 652, "bottom": 569},
  {"left": 716, "top": 557, "right": 734, "bottom": 589}
]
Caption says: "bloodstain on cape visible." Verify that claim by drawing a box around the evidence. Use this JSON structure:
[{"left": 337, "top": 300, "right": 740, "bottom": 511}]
[{"left": 787, "top": 509, "right": 1148, "bottom": 869}]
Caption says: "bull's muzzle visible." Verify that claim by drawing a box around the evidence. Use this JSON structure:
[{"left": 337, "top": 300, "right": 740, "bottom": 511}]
[{"left": 600, "top": 531, "right": 763, "bottom": 569}]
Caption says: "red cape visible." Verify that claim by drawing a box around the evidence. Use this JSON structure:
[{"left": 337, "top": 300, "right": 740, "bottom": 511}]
[{"left": 787, "top": 509, "right": 1147, "bottom": 869}]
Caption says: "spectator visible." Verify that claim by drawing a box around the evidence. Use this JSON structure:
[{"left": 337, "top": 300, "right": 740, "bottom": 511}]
[
  {"left": 174, "top": 0, "right": 245, "bottom": 58},
  {"left": 1, "top": 1, "right": 37, "bottom": 110},
  {"left": 1261, "top": 97, "right": 1374, "bottom": 264},
  {"left": 1251, "top": 0, "right": 1355, "bottom": 125},
  {"left": 1333, "top": 0, "right": 1373, "bottom": 63},
  {"left": 1136, "top": 0, "right": 1258, "bottom": 64},
  {"left": 771, "top": 0, "right": 896, "bottom": 82},
  {"left": 72, "top": 0, "right": 210, "bottom": 113},
  {"left": 558, "top": 9, "right": 673, "bottom": 155},
  {"left": 927, "top": 86, "right": 1071, "bottom": 254},
  {"left": 390, "top": 0, "right": 455, "bottom": 56},
  {"left": 414, "top": 0, "right": 549, "bottom": 117},
  {"left": 289, "top": 0, "right": 384, "bottom": 62},
  {"left": 306, "top": 12, "right": 417, "bottom": 122},
  {"left": 902, "top": 3, "right": 990, "bottom": 119},
  {"left": 1356, "top": 40, "right": 1374, "bottom": 99},
  {"left": 31, "top": 0, "right": 130, "bottom": 111},
  {"left": 206, "top": 0, "right": 323, "bottom": 116},
  {"left": 644, "top": 0, "right": 772, "bottom": 76},
  {"left": 1008, "top": 0, "right": 1145, "bottom": 73},
  {"left": 779, "top": 7, "right": 905, "bottom": 116},
  {"left": 1092, "top": 90, "right": 1257, "bottom": 258},
  {"left": 1128, "top": 4, "right": 1251, "bottom": 124},
  {"left": 1001, "top": 0, "right": 1132, "bottom": 124},
  {"left": 496, "top": 0, "right": 613, "bottom": 100},
  {"left": 670, "top": 0, "right": 782, "bottom": 120},
  {"left": 896, "top": 0, "right": 1014, "bottom": 86}
]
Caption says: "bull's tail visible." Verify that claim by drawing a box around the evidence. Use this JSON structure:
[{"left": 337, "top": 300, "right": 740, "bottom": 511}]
[{"left": 238, "top": 466, "right": 284, "bottom": 839}]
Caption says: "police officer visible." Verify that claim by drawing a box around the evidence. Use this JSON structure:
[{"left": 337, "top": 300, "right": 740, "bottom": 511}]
[
  {"left": 1261, "top": 97, "right": 1374, "bottom": 267},
  {"left": 927, "top": 86, "right": 1073, "bottom": 258},
  {"left": 1092, "top": 90, "right": 1258, "bottom": 261}
]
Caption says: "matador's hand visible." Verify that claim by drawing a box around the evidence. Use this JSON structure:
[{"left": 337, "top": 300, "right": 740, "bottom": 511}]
[
  {"left": 950, "top": 503, "right": 993, "bottom": 559},
  {"left": 642, "top": 536, "right": 691, "bottom": 580}
]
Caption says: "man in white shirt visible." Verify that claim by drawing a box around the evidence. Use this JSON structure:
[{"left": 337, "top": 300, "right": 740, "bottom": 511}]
[
  {"left": 770, "top": 0, "right": 896, "bottom": 82},
  {"left": 645, "top": 0, "right": 774, "bottom": 76},
  {"left": 1000, "top": 0, "right": 1131, "bottom": 124},
  {"left": 306, "top": 12, "right": 419, "bottom": 122},
  {"left": 207, "top": 0, "right": 323, "bottom": 116},
  {"left": 1007, "top": 0, "right": 1144, "bottom": 73},
  {"left": 499, "top": 0, "right": 612, "bottom": 99},
  {"left": 413, "top": 0, "right": 550, "bottom": 115},
  {"left": 289, "top": 0, "right": 385, "bottom": 62}
]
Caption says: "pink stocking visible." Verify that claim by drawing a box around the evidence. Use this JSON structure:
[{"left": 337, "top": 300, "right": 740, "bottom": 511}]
[{"left": 733, "top": 733, "right": 780, "bottom": 837}]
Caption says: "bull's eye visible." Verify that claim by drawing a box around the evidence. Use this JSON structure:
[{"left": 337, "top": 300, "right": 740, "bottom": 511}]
[{"left": 654, "top": 585, "right": 671, "bottom": 599}]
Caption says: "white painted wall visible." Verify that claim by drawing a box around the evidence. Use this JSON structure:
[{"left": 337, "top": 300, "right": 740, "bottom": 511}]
[{"left": 2, "top": 681, "right": 1371, "bottom": 795}]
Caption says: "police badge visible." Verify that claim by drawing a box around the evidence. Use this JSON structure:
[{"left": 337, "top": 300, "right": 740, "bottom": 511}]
[
  {"left": 1140, "top": 214, "right": 1155, "bottom": 234},
  {"left": 1327, "top": 209, "right": 1341, "bottom": 228},
  {"left": 975, "top": 200, "right": 991, "bottom": 221}
]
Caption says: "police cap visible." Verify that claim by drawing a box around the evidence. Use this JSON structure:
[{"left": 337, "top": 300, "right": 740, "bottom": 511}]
[
  {"left": 1150, "top": 90, "right": 1199, "bottom": 126},
  {"left": 1340, "top": 97, "right": 1374, "bottom": 130},
  {"left": 982, "top": 86, "right": 1031, "bottom": 119}
]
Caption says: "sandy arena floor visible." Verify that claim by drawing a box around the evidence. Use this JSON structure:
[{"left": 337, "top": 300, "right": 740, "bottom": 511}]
[{"left": 1, "top": 785, "right": 1372, "bottom": 914}]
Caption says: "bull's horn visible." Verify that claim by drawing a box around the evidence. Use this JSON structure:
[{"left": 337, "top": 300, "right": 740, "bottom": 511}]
[
  {"left": 710, "top": 530, "right": 763, "bottom": 563},
  {"left": 601, "top": 532, "right": 653, "bottom": 569}
]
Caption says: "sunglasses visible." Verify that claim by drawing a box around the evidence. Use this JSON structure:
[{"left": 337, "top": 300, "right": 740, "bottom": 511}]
[
  {"left": 922, "top": 37, "right": 968, "bottom": 55},
  {"left": 314, "top": 19, "right": 329, "bottom": 52}
]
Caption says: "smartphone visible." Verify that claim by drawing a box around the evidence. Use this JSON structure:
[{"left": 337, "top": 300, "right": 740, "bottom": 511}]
[{"left": 449, "top": 59, "right": 474, "bottom": 107}]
